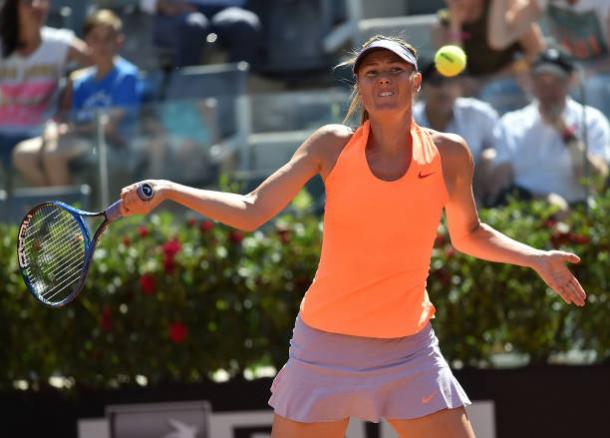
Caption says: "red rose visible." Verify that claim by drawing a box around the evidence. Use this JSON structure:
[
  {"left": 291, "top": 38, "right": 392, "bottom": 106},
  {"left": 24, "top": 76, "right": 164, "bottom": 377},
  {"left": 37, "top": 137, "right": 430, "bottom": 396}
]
[
  {"left": 187, "top": 217, "right": 197, "bottom": 228},
  {"left": 200, "top": 220, "right": 214, "bottom": 233},
  {"left": 100, "top": 306, "right": 112, "bottom": 332},
  {"left": 162, "top": 238, "right": 181, "bottom": 258},
  {"left": 229, "top": 230, "right": 244, "bottom": 244},
  {"left": 277, "top": 228, "right": 290, "bottom": 245},
  {"left": 122, "top": 236, "right": 131, "bottom": 246},
  {"left": 551, "top": 232, "right": 570, "bottom": 249},
  {"left": 169, "top": 322, "right": 188, "bottom": 343},
  {"left": 139, "top": 274, "right": 156, "bottom": 295},
  {"left": 568, "top": 233, "right": 590, "bottom": 245},
  {"left": 138, "top": 226, "right": 149, "bottom": 238},
  {"left": 163, "top": 256, "right": 176, "bottom": 274},
  {"left": 543, "top": 219, "right": 557, "bottom": 230}
]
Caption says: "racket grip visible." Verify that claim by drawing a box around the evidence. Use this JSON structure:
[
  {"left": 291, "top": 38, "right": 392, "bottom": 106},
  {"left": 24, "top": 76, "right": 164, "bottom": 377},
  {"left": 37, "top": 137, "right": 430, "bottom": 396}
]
[
  {"left": 105, "top": 183, "right": 155, "bottom": 221},
  {"left": 105, "top": 200, "right": 123, "bottom": 222}
]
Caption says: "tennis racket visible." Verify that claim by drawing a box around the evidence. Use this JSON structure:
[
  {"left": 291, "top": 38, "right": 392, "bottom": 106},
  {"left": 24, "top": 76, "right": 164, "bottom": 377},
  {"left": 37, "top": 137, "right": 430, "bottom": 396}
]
[{"left": 17, "top": 183, "right": 155, "bottom": 308}]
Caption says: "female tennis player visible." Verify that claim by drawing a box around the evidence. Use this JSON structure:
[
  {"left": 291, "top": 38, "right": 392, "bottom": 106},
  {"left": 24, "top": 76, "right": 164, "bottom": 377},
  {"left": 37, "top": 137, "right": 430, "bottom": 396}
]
[{"left": 120, "top": 35, "right": 587, "bottom": 438}]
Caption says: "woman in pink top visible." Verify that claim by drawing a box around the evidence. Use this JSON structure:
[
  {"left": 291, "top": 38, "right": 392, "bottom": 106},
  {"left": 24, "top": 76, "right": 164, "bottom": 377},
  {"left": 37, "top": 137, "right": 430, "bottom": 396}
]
[
  {"left": 0, "top": 0, "right": 90, "bottom": 175},
  {"left": 120, "top": 36, "right": 587, "bottom": 438}
]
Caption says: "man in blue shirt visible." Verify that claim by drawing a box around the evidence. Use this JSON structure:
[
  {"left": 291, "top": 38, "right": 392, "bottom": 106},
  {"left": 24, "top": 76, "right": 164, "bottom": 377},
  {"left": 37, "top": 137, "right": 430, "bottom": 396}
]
[{"left": 13, "top": 9, "right": 141, "bottom": 186}]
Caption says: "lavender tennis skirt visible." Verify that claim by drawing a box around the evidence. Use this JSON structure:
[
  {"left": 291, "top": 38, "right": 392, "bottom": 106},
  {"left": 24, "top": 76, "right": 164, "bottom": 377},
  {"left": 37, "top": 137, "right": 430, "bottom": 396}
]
[{"left": 268, "top": 315, "right": 471, "bottom": 423}]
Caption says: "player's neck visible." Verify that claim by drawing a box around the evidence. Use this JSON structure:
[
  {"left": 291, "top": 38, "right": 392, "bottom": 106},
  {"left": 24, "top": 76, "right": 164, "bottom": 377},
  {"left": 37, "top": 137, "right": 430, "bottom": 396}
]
[{"left": 367, "top": 113, "right": 413, "bottom": 154}]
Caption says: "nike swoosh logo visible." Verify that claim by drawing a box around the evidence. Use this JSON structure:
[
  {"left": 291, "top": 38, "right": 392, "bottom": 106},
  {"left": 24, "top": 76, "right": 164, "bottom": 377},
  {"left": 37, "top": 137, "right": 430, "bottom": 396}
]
[
  {"left": 421, "top": 391, "right": 437, "bottom": 404},
  {"left": 418, "top": 171, "right": 435, "bottom": 179}
]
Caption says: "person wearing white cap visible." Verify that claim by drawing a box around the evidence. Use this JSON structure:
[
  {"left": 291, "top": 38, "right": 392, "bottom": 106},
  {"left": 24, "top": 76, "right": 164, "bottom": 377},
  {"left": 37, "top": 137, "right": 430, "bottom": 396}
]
[{"left": 119, "top": 36, "right": 588, "bottom": 438}]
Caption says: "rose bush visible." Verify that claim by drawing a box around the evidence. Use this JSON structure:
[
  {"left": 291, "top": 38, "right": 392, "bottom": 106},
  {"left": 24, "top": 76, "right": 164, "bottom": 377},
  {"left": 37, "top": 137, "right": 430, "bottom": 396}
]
[{"left": 1, "top": 190, "right": 608, "bottom": 390}]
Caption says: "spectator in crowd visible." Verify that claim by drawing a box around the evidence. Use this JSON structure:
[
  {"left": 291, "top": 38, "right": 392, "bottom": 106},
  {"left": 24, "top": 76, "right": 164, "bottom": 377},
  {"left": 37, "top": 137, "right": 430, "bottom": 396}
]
[
  {"left": 12, "top": 9, "right": 141, "bottom": 187},
  {"left": 0, "top": 0, "right": 91, "bottom": 184},
  {"left": 489, "top": 0, "right": 610, "bottom": 117},
  {"left": 434, "top": 0, "right": 546, "bottom": 113},
  {"left": 414, "top": 61, "right": 499, "bottom": 202},
  {"left": 137, "top": 98, "right": 220, "bottom": 183},
  {"left": 139, "top": 0, "right": 261, "bottom": 68},
  {"left": 487, "top": 47, "right": 610, "bottom": 213}
]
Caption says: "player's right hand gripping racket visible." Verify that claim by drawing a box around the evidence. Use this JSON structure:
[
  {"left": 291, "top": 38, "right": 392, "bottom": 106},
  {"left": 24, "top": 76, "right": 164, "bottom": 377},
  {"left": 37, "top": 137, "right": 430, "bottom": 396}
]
[{"left": 17, "top": 183, "right": 155, "bottom": 308}]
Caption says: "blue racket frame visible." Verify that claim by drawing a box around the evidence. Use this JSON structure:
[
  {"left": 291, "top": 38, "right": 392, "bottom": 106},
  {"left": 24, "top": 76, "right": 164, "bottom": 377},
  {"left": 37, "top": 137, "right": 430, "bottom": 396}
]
[
  {"left": 18, "top": 200, "right": 121, "bottom": 308},
  {"left": 17, "top": 183, "right": 153, "bottom": 307}
]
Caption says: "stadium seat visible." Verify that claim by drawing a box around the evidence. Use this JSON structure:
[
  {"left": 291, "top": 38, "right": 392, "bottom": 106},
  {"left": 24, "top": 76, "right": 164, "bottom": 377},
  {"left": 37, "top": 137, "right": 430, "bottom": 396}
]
[
  {"left": 164, "top": 62, "right": 250, "bottom": 137},
  {"left": 158, "top": 62, "right": 251, "bottom": 178},
  {"left": 248, "top": 0, "right": 338, "bottom": 76},
  {"left": 406, "top": 0, "right": 444, "bottom": 16},
  {"left": 48, "top": 0, "right": 90, "bottom": 35}
]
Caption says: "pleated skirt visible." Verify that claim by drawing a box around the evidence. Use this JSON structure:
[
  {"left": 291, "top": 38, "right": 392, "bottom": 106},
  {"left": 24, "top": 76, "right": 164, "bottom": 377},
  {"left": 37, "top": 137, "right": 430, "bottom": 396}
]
[{"left": 268, "top": 315, "right": 471, "bottom": 423}]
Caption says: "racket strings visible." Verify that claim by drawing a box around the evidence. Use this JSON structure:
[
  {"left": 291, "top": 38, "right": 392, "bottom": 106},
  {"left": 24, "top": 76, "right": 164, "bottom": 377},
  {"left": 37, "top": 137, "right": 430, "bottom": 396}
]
[
  {"left": 37, "top": 214, "right": 87, "bottom": 275},
  {"left": 32, "top": 209, "right": 84, "bottom": 272},
  {"left": 22, "top": 204, "right": 87, "bottom": 303}
]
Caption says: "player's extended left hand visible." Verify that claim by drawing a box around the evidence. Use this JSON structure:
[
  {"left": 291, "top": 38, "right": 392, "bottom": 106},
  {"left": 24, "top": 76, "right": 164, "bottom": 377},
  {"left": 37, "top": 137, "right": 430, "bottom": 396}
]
[{"left": 532, "top": 250, "right": 586, "bottom": 307}]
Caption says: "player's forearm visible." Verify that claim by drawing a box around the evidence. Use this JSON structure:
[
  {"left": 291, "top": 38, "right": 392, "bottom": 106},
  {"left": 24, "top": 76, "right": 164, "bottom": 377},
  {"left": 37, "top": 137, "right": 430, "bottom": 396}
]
[
  {"left": 161, "top": 181, "right": 261, "bottom": 231},
  {"left": 452, "top": 222, "right": 544, "bottom": 268}
]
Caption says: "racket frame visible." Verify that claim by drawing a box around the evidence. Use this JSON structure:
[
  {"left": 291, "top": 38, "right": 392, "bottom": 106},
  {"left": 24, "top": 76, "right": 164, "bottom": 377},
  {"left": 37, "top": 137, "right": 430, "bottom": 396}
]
[
  {"left": 17, "top": 201, "right": 114, "bottom": 307},
  {"left": 17, "top": 183, "right": 152, "bottom": 307}
]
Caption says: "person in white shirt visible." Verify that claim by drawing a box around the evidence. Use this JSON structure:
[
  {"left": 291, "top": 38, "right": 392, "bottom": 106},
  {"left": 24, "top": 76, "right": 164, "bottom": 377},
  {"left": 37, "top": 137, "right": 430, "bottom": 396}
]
[
  {"left": 488, "top": 47, "right": 610, "bottom": 210},
  {"left": 139, "top": 0, "right": 261, "bottom": 67},
  {"left": 414, "top": 61, "right": 499, "bottom": 203},
  {"left": 0, "top": 0, "right": 91, "bottom": 187}
]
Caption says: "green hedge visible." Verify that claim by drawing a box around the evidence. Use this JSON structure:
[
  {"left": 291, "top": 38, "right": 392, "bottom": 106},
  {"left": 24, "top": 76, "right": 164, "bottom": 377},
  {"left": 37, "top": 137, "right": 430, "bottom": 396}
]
[{"left": 1, "top": 190, "right": 609, "bottom": 391}]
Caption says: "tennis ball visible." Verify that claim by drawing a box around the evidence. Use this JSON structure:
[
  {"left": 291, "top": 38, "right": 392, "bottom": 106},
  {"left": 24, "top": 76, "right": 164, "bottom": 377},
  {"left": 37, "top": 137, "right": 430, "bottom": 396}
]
[{"left": 434, "top": 45, "right": 467, "bottom": 77}]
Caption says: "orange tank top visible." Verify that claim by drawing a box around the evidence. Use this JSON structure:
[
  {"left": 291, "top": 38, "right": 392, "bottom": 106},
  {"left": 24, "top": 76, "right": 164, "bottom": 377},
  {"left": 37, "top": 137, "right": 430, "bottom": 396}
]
[{"left": 300, "top": 120, "right": 449, "bottom": 338}]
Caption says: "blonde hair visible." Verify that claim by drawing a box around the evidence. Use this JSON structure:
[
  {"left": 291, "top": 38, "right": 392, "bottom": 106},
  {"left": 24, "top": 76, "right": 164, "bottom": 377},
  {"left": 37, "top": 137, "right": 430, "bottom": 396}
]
[
  {"left": 83, "top": 9, "right": 123, "bottom": 37},
  {"left": 341, "top": 35, "right": 418, "bottom": 125}
]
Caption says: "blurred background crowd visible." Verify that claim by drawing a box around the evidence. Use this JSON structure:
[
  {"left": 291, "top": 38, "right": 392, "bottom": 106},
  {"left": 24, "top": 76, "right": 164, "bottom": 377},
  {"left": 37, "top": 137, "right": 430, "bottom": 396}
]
[{"left": 0, "top": 0, "right": 609, "bottom": 221}]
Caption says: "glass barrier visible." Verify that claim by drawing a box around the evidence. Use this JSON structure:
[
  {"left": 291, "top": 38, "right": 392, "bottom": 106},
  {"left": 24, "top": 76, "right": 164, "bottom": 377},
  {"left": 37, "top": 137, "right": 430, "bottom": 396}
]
[
  {"left": 248, "top": 88, "right": 351, "bottom": 133},
  {"left": 3, "top": 74, "right": 608, "bottom": 222},
  {"left": 84, "top": 89, "right": 353, "bottom": 209}
]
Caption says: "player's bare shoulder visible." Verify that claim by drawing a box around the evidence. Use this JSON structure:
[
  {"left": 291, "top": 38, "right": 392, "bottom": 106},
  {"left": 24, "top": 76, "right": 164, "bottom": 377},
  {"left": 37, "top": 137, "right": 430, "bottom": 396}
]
[
  {"left": 308, "top": 124, "right": 354, "bottom": 180},
  {"left": 309, "top": 124, "right": 353, "bottom": 151}
]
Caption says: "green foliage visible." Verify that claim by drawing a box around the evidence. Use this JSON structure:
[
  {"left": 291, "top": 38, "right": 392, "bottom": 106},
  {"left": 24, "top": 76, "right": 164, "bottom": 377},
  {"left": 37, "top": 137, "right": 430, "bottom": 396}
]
[
  {"left": 429, "top": 195, "right": 610, "bottom": 367},
  {"left": 1, "top": 190, "right": 609, "bottom": 390}
]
